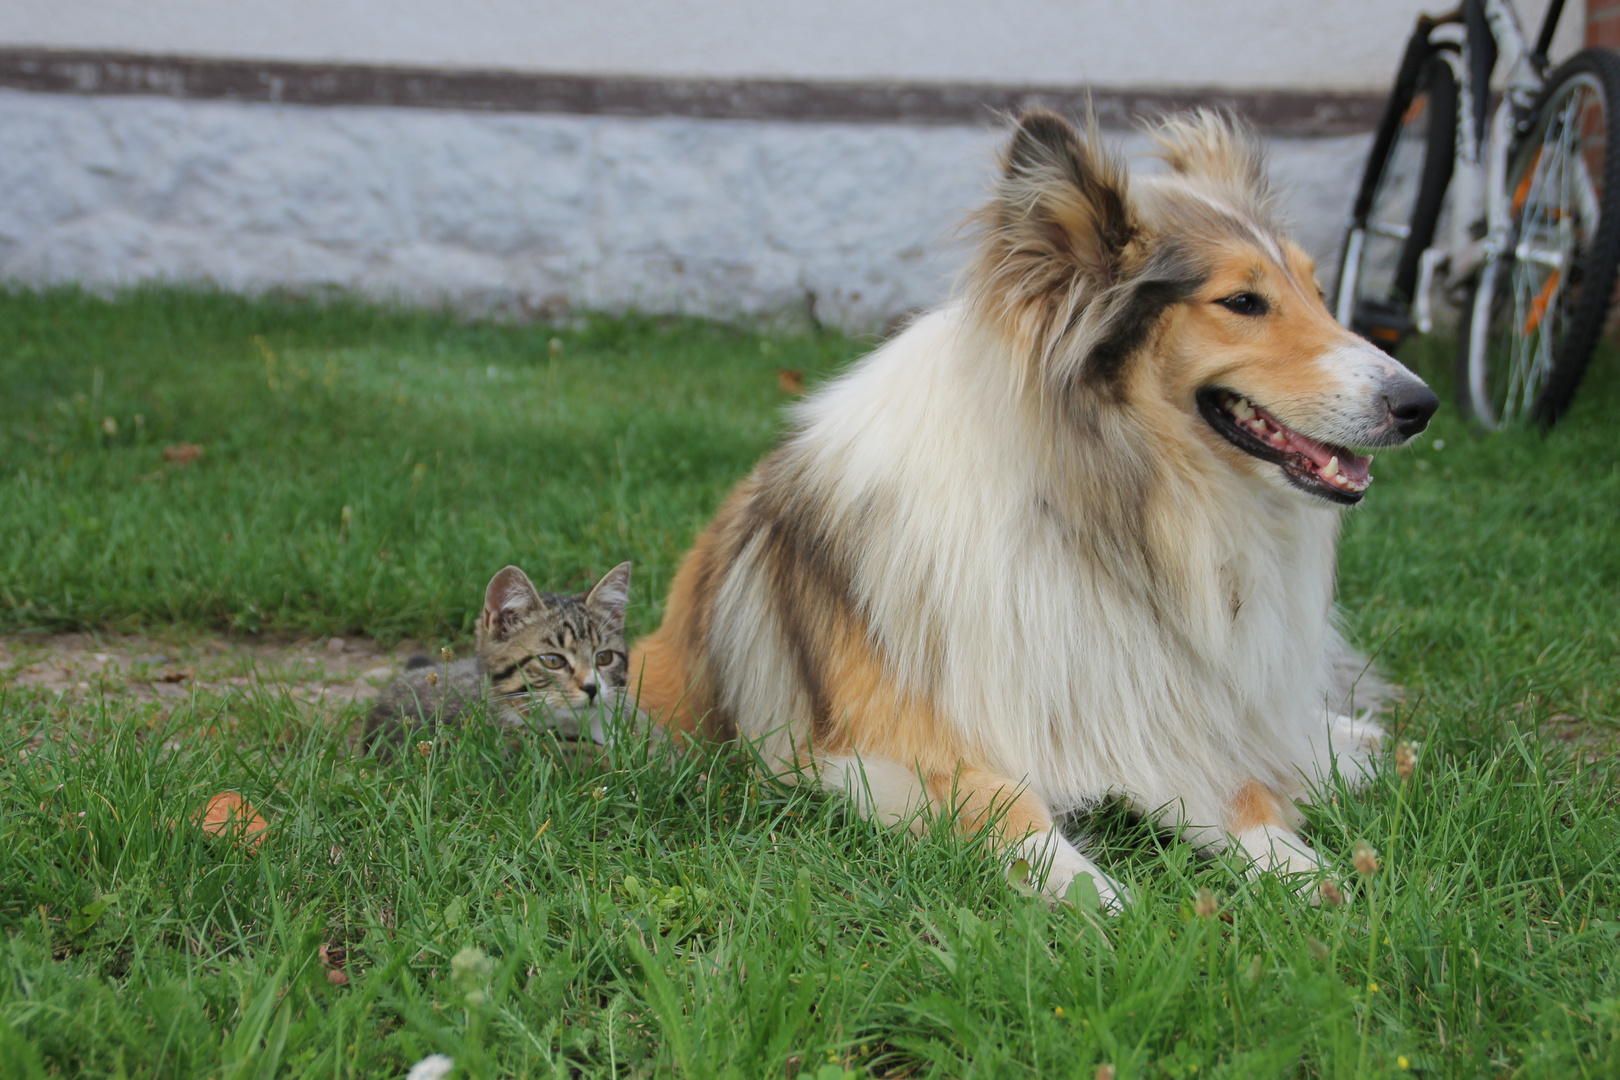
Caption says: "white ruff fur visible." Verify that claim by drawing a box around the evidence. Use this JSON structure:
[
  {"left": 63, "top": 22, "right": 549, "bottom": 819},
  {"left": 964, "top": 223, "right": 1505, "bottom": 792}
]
[{"left": 711, "top": 305, "right": 1383, "bottom": 874}]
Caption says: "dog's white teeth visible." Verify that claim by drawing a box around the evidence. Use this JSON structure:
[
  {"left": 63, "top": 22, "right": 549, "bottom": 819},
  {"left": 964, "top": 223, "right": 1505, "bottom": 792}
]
[
  {"left": 1268, "top": 432, "right": 1287, "bottom": 447},
  {"left": 1322, "top": 456, "right": 1340, "bottom": 478},
  {"left": 1330, "top": 471, "right": 1370, "bottom": 492},
  {"left": 1233, "top": 399, "right": 1256, "bottom": 420}
]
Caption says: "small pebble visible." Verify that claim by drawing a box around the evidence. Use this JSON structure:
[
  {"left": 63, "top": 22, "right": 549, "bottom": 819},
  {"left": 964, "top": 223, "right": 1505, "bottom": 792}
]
[{"left": 325, "top": 638, "right": 347, "bottom": 654}]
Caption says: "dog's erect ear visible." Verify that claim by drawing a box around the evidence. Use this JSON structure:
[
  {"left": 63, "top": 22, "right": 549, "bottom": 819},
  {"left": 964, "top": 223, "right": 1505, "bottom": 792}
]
[
  {"left": 1154, "top": 109, "right": 1270, "bottom": 204},
  {"left": 481, "top": 565, "right": 542, "bottom": 641},
  {"left": 993, "top": 109, "right": 1138, "bottom": 293},
  {"left": 584, "top": 561, "right": 632, "bottom": 629}
]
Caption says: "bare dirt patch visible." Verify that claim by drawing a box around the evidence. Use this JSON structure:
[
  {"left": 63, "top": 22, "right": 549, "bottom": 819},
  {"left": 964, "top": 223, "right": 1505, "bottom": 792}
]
[
  {"left": 1542, "top": 711, "right": 1620, "bottom": 765},
  {"left": 0, "top": 632, "right": 432, "bottom": 714}
]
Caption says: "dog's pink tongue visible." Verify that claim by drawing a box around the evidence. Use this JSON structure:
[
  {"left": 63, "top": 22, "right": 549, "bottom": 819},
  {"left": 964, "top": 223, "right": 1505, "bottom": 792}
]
[
  {"left": 1254, "top": 405, "right": 1372, "bottom": 482},
  {"left": 1285, "top": 430, "right": 1372, "bottom": 483}
]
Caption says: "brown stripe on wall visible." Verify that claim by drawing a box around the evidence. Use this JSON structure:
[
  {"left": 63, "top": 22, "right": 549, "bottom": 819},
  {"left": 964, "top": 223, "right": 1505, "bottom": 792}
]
[{"left": 0, "top": 47, "right": 1385, "bottom": 135}]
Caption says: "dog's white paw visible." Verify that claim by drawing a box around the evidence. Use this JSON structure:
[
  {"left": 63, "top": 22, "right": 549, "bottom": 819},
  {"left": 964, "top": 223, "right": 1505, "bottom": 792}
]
[
  {"left": 1328, "top": 712, "right": 1380, "bottom": 780},
  {"left": 1235, "top": 825, "right": 1323, "bottom": 899},
  {"left": 1310, "top": 711, "right": 1386, "bottom": 788},
  {"left": 1011, "top": 831, "right": 1131, "bottom": 912},
  {"left": 1333, "top": 710, "right": 1386, "bottom": 750}
]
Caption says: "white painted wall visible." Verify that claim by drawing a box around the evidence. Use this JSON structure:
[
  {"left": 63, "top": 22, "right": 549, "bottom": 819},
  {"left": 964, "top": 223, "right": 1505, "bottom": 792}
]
[
  {"left": 0, "top": 90, "right": 1368, "bottom": 331},
  {"left": 1, "top": 0, "right": 1586, "bottom": 91}
]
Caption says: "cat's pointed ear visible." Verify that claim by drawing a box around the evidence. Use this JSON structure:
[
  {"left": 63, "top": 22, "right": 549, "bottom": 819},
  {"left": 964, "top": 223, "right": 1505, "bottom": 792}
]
[
  {"left": 481, "top": 565, "right": 541, "bottom": 641},
  {"left": 584, "top": 561, "right": 632, "bottom": 627}
]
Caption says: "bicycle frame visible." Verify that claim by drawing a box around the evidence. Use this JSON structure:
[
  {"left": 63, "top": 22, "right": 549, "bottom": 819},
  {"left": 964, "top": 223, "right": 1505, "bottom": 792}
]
[
  {"left": 1338, "top": 0, "right": 1568, "bottom": 332},
  {"left": 1428, "top": 1, "right": 1536, "bottom": 302}
]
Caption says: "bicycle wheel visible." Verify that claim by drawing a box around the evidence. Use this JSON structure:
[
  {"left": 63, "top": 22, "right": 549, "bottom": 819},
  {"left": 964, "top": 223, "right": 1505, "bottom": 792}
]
[
  {"left": 1457, "top": 48, "right": 1620, "bottom": 429},
  {"left": 1336, "top": 51, "right": 1458, "bottom": 351}
]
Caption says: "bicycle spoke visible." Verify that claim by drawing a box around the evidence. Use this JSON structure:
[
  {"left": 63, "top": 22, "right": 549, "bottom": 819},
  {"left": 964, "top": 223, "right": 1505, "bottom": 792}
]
[{"left": 1485, "top": 75, "right": 1607, "bottom": 426}]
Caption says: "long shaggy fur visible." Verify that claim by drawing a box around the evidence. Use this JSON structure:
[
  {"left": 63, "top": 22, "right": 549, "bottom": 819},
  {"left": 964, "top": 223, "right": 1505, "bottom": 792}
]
[{"left": 631, "top": 109, "right": 1434, "bottom": 904}]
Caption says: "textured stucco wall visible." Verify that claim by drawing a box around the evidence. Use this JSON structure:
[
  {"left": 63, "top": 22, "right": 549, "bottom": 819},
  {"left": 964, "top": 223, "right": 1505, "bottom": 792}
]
[{"left": 0, "top": 90, "right": 1369, "bottom": 330}]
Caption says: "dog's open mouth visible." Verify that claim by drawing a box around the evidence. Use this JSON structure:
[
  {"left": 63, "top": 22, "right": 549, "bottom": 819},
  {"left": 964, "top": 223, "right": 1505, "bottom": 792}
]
[{"left": 1197, "top": 388, "right": 1372, "bottom": 505}]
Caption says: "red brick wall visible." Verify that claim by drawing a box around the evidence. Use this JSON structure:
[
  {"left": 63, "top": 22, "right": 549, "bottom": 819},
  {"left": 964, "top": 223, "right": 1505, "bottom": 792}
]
[{"left": 1591, "top": 0, "right": 1620, "bottom": 48}]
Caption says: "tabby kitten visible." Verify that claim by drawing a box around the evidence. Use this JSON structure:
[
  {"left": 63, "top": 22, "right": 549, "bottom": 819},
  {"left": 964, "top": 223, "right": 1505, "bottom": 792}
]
[{"left": 365, "top": 562, "right": 632, "bottom": 751}]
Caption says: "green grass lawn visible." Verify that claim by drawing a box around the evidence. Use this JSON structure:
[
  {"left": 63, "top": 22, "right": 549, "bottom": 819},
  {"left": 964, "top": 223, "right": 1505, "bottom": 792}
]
[{"left": 2, "top": 287, "right": 1619, "bottom": 1078}]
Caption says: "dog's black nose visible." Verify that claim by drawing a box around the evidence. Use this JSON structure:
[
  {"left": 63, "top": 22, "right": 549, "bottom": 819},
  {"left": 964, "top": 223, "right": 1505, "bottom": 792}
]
[
  {"left": 583, "top": 683, "right": 598, "bottom": 701},
  {"left": 1387, "top": 382, "right": 1439, "bottom": 438}
]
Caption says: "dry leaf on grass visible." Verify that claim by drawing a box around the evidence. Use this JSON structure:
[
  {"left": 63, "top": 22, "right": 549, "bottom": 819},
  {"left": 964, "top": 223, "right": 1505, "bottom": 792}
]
[
  {"left": 162, "top": 443, "right": 205, "bottom": 466},
  {"left": 157, "top": 667, "right": 193, "bottom": 683},
  {"left": 777, "top": 368, "right": 806, "bottom": 394},
  {"left": 319, "top": 942, "right": 350, "bottom": 985},
  {"left": 193, "top": 791, "right": 269, "bottom": 852}
]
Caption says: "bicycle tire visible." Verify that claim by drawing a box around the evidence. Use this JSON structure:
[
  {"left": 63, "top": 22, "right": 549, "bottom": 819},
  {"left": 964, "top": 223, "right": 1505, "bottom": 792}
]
[
  {"left": 1457, "top": 47, "right": 1620, "bottom": 429},
  {"left": 1336, "top": 51, "right": 1458, "bottom": 352}
]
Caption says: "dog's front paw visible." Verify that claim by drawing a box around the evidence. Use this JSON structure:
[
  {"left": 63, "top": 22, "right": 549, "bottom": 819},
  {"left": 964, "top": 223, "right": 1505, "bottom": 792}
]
[
  {"left": 1055, "top": 867, "right": 1133, "bottom": 914},
  {"left": 1328, "top": 711, "right": 1386, "bottom": 784},
  {"left": 1011, "top": 832, "right": 1131, "bottom": 912},
  {"left": 1235, "top": 825, "right": 1325, "bottom": 900}
]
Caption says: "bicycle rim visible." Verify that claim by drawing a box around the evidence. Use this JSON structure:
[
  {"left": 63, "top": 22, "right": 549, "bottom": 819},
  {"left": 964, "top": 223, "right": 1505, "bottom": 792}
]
[{"left": 1467, "top": 72, "right": 1607, "bottom": 429}]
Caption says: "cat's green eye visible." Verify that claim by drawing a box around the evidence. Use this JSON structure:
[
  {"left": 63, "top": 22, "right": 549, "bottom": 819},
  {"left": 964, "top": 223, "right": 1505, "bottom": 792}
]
[
  {"left": 595, "top": 650, "right": 616, "bottom": 668},
  {"left": 538, "top": 654, "right": 568, "bottom": 670}
]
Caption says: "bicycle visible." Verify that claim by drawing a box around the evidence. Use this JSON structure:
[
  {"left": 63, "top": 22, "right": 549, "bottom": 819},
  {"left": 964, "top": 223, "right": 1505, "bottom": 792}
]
[{"left": 1334, "top": 0, "right": 1620, "bottom": 430}]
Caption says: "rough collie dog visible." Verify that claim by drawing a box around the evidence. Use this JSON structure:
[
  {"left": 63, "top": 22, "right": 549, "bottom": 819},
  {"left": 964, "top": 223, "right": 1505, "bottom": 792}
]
[{"left": 631, "top": 109, "right": 1437, "bottom": 907}]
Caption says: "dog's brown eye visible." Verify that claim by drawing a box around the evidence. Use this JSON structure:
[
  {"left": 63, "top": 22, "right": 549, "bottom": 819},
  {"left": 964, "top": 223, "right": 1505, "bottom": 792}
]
[
  {"left": 539, "top": 654, "right": 568, "bottom": 670},
  {"left": 1217, "top": 292, "right": 1269, "bottom": 316},
  {"left": 595, "top": 650, "right": 616, "bottom": 668}
]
